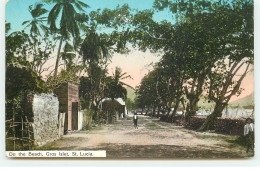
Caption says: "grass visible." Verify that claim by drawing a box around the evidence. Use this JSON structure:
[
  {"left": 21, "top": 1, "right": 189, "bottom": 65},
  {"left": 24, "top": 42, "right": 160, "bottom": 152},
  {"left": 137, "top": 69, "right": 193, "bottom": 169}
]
[{"left": 145, "top": 122, "right": 164, "bottom": 130}]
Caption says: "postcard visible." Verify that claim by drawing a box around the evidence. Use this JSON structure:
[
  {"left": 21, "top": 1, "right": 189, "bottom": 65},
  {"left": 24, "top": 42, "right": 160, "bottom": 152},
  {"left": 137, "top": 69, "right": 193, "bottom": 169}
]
[{"left": 5, "top": 0, "right": 254, "bottom": 159}]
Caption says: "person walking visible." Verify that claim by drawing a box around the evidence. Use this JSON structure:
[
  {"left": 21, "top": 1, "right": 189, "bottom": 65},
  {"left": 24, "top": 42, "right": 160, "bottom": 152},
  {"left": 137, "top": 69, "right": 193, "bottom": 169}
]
[
  {"left": 244, "top": 118, "right": 254, "bottom": 153},
  {"left": 133, "top": 114, "right": 138, "bottom": 129}
]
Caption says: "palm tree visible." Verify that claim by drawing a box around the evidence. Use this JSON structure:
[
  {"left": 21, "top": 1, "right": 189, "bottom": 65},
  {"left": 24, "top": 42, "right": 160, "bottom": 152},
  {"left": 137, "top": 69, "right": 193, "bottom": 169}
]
[
  {"left": 106, "top": 67, "right": 133, "bottom": 100},
  {"left": 44, "top": 0, "right": 89, "bottom": 77},
  {"left": 61, "top": 42, "right": 76, "bottom": 70},
  {"left": 22, "top": 3, "right": 48, "bottom": 36},
  {"left": 80, "top": 30, "right": 112, "bottom": 65}
]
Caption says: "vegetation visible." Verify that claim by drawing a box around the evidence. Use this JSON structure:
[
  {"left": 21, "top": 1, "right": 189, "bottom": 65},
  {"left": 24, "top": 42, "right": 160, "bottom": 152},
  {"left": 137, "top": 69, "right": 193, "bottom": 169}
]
[
  {"left": 134, "top": 0, "right": 253, "bottom": 130},
  {"left": 5, "top": 0, "right": 254, "bottom": 133}
]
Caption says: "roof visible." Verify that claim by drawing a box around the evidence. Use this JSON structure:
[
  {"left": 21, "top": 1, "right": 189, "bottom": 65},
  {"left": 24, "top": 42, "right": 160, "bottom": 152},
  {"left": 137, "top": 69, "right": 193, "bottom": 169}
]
[{"left": 101, "top": 98, "right": 125, "bottom": 106}]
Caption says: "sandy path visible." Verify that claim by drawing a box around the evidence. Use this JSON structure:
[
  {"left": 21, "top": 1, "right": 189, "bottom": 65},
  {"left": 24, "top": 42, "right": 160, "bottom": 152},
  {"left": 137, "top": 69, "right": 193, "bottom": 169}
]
[{"left": 39, "top": 114, "right": 253, "bottom": 159}]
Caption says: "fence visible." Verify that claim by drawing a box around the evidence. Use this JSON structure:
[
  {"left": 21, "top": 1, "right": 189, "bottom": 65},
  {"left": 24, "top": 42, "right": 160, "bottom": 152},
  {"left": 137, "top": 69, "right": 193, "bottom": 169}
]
[{"left": 5, "top": 116, "right": 34, "bottom": 151}]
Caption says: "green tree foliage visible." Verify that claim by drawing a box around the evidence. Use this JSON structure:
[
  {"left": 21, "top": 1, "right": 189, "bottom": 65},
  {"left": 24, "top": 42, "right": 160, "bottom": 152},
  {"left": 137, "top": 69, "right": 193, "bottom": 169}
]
[
  {"left": 79, "top": 64, "right": 107, "bottom": 110},
  {"left": 22, "top": 3, "right": 49, "bottom": 36},
  {"left": 136, "top": 69, "right": 161, "bottom": 115},
  {"left": 6, "top": 63, "right": 46, "bottom": 101},
  {"left": 125, "top": 98, "right": 136, "bottom": 111},
  {"left": 133, "top": 0, "right": 254, "bottom": 127},
  {"left": 105, "top": 67, "right": 132, "bottom": 101},
  {"left": 6, "top": 30, "right": 55, "bottom": 76},
  {"left": 80, "top": 29, "right": 112, "bottom": 65},
  {"left": 44, "top": 0, "right": 89, "bottom": 77},
  {"left": 6, "top": 31, "right": 30, "bottom": 65},
  {"left": 46, "top": 66, "right": 81, "bottom": 91}
]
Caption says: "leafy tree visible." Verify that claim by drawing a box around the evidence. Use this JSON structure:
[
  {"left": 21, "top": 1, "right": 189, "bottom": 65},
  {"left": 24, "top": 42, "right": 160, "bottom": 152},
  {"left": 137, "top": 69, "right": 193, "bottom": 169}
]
[
  {"left": 136, "top": 69, "right": 161, "bottom": 116},
  {"left": 159, "top": 53, "right": 187, "bottom": 118},
  {"left": 133, "top": 0, "right": 253, "bottom": 127},
  {"left": 199, "top": 0, "right": 254, "bottom": 130},
  {"left": 46, "top": 66, "right": 81, "bottom": 91},
  {"left": 79, "top": 64, "right": 108, "bottom": 111},
  {"left": 5, "top": 31, "right": 31, "bottom": 65},
  {"left": 125, "top": 98, "right": 136, "bottom": 111},
  {"left": 6, "top": 63, "right": 46, "bottom": 101}
]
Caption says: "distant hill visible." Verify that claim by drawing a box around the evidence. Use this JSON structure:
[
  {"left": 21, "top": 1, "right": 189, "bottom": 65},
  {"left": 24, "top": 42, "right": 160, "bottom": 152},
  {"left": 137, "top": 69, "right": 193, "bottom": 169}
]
[
  {"left": 193, "top": 92, "right": 254, "bottom": 110},
  {"left": 229, "top": 92, "right": 254, "bottom": 107},
  {"left": 126, "top": 87, "right": 136, "bottom": 101}
]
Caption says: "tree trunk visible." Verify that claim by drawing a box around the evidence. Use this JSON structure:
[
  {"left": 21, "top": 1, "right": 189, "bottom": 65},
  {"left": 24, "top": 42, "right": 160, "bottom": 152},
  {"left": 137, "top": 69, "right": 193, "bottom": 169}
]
[
  {"left": 185, "top": 97, "right": 199, "bottom": 126},
  {"left": 199, "top": 102, "right": 227, "bottom": 131},
  {"left": 54, "top": 37, "right": 63, "bottom": 77},
  {"left": 157, "top": 106, "right": 161, "bottom": 117},
  {"left": 152, "top": 106, "right": 156, "bottom": 116},
  {"left": 172, "top": 99, "right": 180, "bottom": 117}
]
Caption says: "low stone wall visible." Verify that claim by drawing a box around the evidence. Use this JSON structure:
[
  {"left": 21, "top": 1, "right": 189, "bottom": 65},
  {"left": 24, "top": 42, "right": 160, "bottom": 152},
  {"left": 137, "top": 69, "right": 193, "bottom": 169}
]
[
  {"left": 187, "top": 116, "right": 248, "bottom": 136},
  {"left": 160, "top": 115, "right": 183, "bottom": 125},
  {"left": 215, "top": 117, "right": 246, "bottom": 135},
  {"left": 31, "top": 93, "right": 60, "bottom": 146}
]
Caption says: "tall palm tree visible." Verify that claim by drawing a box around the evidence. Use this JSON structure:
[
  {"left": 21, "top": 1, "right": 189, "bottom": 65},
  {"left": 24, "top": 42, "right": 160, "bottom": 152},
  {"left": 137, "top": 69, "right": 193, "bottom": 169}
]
[
  {"left": 44, "top": 0, "right": 89, "bottom": 77},
  {"left": 22, "top": 3, "right": 48, "bottom": 36}
]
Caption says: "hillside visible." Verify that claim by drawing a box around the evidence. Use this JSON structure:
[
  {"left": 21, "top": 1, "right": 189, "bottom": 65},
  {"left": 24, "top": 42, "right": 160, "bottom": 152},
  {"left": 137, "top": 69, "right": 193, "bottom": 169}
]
[
  {"left": 190, "top": 92, "right": 254, "bottom": 110},
  {"left": 126, "top": 87, "right": 136, "bottom": 101},
  {"left": 229, "top": 92, "right": 254, "bottom": 107}
]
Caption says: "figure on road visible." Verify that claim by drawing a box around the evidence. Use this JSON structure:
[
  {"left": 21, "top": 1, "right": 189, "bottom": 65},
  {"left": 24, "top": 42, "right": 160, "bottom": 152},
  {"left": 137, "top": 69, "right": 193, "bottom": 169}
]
[
  {"left": 244, "top": 118, "right": 254, "bottom": 153},
  {"left": 133, "top": 115, "right": 138, "bottom": 129}
]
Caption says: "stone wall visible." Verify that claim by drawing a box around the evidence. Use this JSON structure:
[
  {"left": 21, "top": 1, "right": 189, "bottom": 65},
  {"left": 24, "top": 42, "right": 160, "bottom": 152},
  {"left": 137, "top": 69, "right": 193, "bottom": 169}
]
[
  {"left": 32, "top": 93, "right": 60, "bottom": 146},
  {"left": 187, "top": 116, "right": 248, "bottom": 136}
]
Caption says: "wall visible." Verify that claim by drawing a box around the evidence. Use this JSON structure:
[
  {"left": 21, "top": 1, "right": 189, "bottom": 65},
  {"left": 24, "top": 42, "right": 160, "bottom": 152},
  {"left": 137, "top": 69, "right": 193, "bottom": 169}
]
[
  {"left": 187, "top": 116, "right": 249, "bottom": 136},
  {"left": 78, "top": 111, "right": 83, "bottom": 130},
  {"left": 32, "top": 93, "right": 60, "bottom": 146}
]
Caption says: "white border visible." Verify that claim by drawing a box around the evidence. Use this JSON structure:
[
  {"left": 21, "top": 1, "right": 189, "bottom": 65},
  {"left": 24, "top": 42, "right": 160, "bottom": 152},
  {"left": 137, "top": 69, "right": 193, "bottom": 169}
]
[{"left": 0, "top": 0, "right": 260, "bottom": 167}]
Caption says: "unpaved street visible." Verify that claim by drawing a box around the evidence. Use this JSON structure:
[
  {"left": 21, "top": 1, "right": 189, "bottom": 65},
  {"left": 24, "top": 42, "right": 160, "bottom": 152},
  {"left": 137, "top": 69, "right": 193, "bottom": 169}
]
[{"left": 38, "top": 114, "right": 253, "bottom": 159}]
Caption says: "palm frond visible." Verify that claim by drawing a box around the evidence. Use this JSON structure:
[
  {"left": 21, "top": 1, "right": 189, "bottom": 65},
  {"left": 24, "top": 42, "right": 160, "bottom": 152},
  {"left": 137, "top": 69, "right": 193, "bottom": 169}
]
[
  {"left": 22, "top": 20, "right": 31, "bottom": 25},
  {"left": 77, "top": 1, "right": 90, "bottom": 9}
]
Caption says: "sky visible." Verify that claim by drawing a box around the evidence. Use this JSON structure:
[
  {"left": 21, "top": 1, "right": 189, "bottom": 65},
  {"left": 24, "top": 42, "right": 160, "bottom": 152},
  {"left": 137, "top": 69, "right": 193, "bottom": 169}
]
[{"left": 4, "top": 0, "right": 255, "bottom": 102}]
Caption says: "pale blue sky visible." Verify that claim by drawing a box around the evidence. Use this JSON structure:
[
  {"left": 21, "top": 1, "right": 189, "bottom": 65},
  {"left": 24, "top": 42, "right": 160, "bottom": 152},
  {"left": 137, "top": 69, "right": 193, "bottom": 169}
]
[{"left": 6, "top": 0, "right": 173, "bottom": 33}]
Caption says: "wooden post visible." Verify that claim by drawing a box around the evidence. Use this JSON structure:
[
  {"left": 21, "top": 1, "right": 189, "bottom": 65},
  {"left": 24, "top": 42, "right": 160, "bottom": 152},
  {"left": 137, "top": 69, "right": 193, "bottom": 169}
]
[
  {"left": 21, "top": 117, "right": 24, "bottom": 150},
  {"left": 12, "top": 104, "right": 15, "bottom": 151}
]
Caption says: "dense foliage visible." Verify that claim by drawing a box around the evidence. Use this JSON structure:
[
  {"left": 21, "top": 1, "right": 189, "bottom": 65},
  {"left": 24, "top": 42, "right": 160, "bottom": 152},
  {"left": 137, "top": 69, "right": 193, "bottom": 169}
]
[{"left": 5, "top": 0, "right": 253, "bottom": 130}]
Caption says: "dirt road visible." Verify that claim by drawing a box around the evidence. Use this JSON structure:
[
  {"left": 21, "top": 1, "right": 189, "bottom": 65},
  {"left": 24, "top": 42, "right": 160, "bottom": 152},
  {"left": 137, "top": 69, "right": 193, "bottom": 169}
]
[{"left": 38, "top": 114, "right": 254, "bottom": 159}]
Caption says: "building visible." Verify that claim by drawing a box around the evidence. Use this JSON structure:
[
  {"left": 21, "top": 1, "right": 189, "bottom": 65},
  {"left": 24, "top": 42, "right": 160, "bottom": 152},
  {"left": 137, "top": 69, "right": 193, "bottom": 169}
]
[
  {"left": 100, "top": 98, "right": 127, "bottom": 121},
  {"left": 54, "top": 82, "right": 80, "bottom": 131}
]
